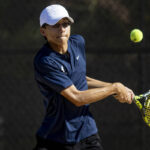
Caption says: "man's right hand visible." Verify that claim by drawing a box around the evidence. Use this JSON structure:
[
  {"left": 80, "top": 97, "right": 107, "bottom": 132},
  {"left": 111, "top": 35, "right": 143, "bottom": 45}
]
[{"left": 113, "top": 82, "right": 134, "bottom": 104}]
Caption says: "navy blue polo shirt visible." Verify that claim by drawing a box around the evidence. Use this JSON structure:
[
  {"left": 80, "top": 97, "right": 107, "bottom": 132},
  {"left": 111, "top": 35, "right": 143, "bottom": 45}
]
[{"left": 34, "top": 35, "right": 98, "bottom": 144}]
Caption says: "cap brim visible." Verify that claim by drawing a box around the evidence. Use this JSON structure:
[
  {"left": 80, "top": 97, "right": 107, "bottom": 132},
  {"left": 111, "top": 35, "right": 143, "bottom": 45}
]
[
  {"left": 47, "top": 16, "right": 74, "bottom": 26},
  {"left": 67, "top": 17, "right": 74, "bottom": 24}
]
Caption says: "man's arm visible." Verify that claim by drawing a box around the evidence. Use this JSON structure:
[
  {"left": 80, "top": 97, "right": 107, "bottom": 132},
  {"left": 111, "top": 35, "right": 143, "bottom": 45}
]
[
  {"left": 86, "top": 76, "right": 112, "bottom": 88},
  {"left": 61, "top": 82, "right": 133, "bottom": 107},
  {"left": 86, "top": 76, "right": 135, "bottom": 101}
]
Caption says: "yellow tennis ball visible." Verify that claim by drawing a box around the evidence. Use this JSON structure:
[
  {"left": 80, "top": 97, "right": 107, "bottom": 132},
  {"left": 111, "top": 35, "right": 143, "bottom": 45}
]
[{"left": 130, "top": 29, "right": 143, "bottom": 43}]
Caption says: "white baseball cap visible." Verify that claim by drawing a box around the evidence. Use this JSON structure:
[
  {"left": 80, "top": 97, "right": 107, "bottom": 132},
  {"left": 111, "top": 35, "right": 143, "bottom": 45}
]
[{"left": 40, "top": 4, "right": 74, "bottom": 27}]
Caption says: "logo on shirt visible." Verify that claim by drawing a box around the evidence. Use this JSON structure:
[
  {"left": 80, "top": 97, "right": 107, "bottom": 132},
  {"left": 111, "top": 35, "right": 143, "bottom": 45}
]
[
  {"left": 76, "top": 55, "right": 80, "bottom": 60},
  {"left": 61, "top": 65, "right": 65, "bottom": 73}
]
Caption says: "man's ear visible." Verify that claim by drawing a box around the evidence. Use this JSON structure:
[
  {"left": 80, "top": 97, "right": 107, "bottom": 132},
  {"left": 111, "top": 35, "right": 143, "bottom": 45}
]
[{"left": 40, "top": 27, "right": 46, "bottom": 36}]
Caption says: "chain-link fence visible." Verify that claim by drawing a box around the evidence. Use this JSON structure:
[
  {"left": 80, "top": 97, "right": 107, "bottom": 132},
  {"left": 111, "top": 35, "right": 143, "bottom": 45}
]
[{"left": 0, "top": 0, "right": 150, "bottom": 150}]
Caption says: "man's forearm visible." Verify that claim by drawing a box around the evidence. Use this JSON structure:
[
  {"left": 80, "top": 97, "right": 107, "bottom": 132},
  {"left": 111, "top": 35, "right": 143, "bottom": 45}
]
[
  {"left": 86, "top": 76, "right": 112, "bottom": 89},
  {"left": 61, "top": 84, "right": 116, "bottom": 107},
  {"left": 76, "top": 85, "right": 116, "bottom": 106}
]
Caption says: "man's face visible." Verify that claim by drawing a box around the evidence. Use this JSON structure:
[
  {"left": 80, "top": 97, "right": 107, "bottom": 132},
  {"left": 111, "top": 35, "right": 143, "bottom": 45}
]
[{"left": 40, "top": 18, "right": 71, "bottom": 46}]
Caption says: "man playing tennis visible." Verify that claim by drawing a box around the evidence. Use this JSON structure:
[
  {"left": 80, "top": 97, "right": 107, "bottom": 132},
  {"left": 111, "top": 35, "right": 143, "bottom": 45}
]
[{"left": 33, "top": 4, "right": 134, "bottom": 150}]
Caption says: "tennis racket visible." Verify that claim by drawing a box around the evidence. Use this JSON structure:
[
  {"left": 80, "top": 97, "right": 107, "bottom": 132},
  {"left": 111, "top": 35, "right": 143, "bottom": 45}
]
[{"left": 133, "top": 90, "right": 150, "bottom": 127}]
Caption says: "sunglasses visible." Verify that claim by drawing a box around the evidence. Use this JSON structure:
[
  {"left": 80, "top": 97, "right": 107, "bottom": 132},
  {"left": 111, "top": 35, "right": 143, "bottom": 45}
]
[{"left": 51, "top": 22, "right": 72, "bottom": 28}]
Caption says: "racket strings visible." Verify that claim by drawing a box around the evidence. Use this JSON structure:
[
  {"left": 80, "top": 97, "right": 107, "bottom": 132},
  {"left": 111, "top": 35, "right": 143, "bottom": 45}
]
[
  {"left": 144, "top": 99, "right": 150, "bottom": 125},
  {"left": 134, "top": 91, "right": 150, "bottom": 127},
  {"left": 145, "top": 108, "right": 150, "bottom": 117}
]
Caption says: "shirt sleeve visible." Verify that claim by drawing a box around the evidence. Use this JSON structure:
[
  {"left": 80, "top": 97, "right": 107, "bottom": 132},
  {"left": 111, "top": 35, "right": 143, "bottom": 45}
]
[
  {"left": 34, "top": 57, "right": 73, "bottom": 93},
  {"left": 71, "top": 35, "right": 86, "bottom": 60},
  {"left": 77, "top": 35, "right": 86, "bottom": 60}
]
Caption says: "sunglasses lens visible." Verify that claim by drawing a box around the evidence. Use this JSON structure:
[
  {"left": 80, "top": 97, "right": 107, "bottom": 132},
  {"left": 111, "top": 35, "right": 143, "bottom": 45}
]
[
  {"left": 62, "top": 23, "right": 70, "bottom": 28},
  {"left": 53, "top": 22, "right": 71, "bottom": 28}
]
